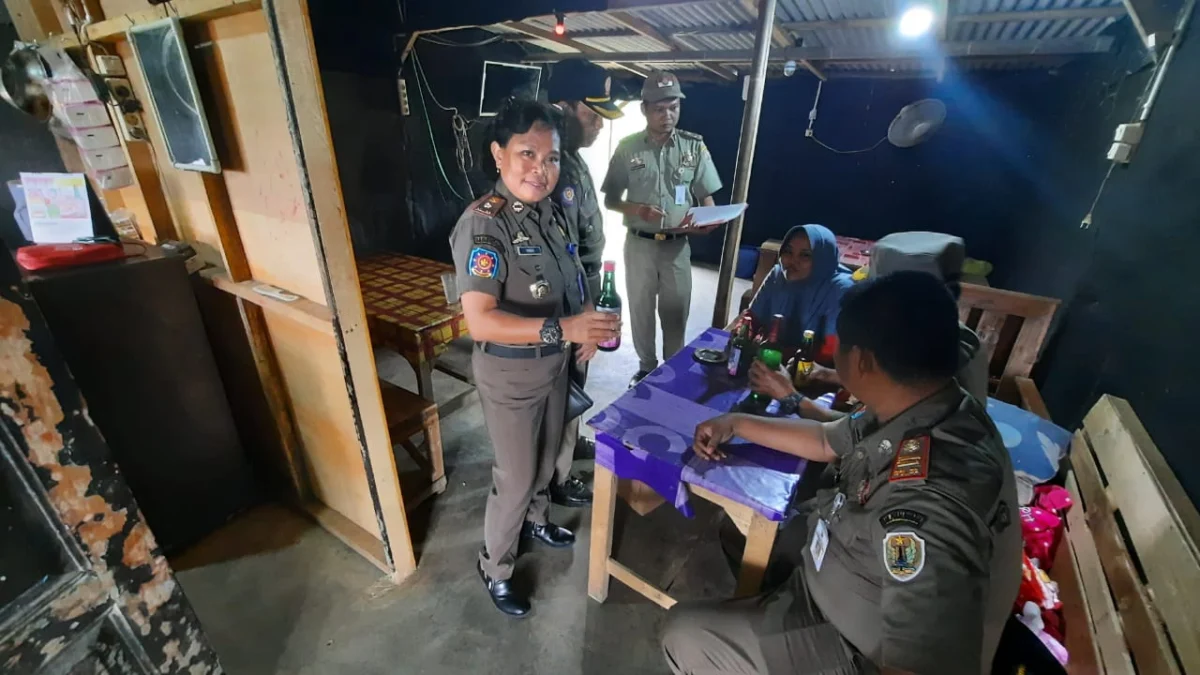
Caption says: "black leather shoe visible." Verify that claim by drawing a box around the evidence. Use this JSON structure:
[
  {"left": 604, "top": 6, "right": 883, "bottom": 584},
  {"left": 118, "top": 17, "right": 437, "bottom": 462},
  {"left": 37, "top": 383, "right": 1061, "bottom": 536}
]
[
  {"left": 550, "top": 475, "right": 593, "bottom": 508},
  {"left": 521, "top": 521, "right": 575, "bottom": 548},
  {"left": 628, "top": 370, "right": 651, "bottom": 389},
  {"left": 477, "top": 561, "right": 530, "bottom": 617},
  {"left": 573, "top": 436, "right": 596, "bottom": 461}
]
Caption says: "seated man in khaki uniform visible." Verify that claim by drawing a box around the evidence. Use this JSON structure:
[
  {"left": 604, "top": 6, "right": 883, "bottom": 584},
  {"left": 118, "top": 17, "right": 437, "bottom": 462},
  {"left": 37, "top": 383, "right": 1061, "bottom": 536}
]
[{"left": 664, "top": 271, "right": 1021, "bottom": 675}]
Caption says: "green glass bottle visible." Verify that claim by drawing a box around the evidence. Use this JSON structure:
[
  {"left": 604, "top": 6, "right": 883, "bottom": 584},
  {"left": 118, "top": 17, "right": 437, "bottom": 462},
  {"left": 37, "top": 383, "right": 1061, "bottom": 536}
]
[
  {"left": 751, "top": 314, "right": 785, "bottom": 404},
  {"left": 597, "top": 260, "right": 622, "bottom": 352}
]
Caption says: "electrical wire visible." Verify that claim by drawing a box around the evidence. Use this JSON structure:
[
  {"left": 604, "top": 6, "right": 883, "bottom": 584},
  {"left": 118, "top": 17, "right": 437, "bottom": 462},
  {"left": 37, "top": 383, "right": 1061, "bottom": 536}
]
[
  {"left": 409, "top": 50, "right": 470, "bottom": 201},
  {"left": 419, "top": 34, "right": 504, "bottom": 47},
  {"left": 411, "top": 48, "right": 476, "bottom": 199},
  {"left": 810, "top": 135, "right": 888, "bottom": 154}
]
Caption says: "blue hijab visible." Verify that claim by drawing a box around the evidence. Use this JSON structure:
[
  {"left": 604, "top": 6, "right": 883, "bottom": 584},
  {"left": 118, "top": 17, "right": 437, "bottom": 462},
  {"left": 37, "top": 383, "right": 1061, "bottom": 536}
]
[{"left": 750, "top": 224, "right": 854, "bottom": 347}]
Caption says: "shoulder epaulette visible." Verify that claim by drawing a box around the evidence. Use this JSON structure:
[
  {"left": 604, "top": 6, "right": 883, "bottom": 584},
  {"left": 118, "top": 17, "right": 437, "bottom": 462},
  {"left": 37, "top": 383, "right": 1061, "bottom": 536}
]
[
  {"left": 473, "top": 194, "right": 506, "bottom": 218},
  {"left": 678, "top": 129, "right": 703, "bottom": 141},
  {"left": 888, "top": 432, "right": 930, "bottom": 482}
]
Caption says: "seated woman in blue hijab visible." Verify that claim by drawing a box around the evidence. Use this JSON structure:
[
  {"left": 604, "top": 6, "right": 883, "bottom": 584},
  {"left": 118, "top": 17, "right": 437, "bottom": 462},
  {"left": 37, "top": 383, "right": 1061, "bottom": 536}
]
[{"left": 745, "top": 224, "right": 854, "bottom": 357}]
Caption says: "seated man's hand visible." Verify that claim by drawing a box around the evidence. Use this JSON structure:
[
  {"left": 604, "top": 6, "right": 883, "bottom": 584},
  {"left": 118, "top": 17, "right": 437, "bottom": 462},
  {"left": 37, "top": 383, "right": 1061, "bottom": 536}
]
[
  {"left": 693, "top": 414, "right": 735, "bottom": 461},
  {"left": 749, "top": 359, "right": 796, "bottom": 401}
]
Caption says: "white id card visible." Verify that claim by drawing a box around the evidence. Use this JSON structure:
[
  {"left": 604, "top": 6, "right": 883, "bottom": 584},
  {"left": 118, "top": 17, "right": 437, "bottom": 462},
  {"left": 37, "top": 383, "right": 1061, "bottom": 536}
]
[
  {"left": 675, "top": 184, "right": 688, "bottom": 206},
  {"left": 810, "top": 519, "right": 829, "bottom": 572}
]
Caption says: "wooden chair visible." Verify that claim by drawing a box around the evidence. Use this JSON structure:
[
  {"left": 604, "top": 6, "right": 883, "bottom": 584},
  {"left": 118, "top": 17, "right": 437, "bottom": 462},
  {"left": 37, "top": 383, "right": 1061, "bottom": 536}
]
[
  {"left": 957, "top": 283, "right": 1060, "bottom": 401},
  {"left": 378, "top": 380, "right": 447, "bottom": 508}
]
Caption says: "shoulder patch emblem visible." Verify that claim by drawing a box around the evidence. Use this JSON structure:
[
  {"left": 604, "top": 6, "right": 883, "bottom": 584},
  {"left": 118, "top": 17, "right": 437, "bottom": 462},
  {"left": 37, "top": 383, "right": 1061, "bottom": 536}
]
[
  {"left": 879, "top": 509, "right": 928, "bottom": 529},
  {"left": 473, "top": 195, "right": 506, "bottom": 217},
  {"left": 468, "top": 247, "right": 500, "bottom": 278},
  {"left": 883, "top": 531, "right": 925, "bottom": 582},
  {"left": 562, "top": 186, "right": 576, "bottom": 206},
  {"left": 888, "top": 433, "right": 930, "bottom": 482}
]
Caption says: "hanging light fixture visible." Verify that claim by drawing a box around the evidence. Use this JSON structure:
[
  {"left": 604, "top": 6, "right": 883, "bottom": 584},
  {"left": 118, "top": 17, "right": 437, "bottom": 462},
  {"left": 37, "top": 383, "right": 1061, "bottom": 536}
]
[{"left": 554, "top": 12, "right": 567, "bottom": 36}]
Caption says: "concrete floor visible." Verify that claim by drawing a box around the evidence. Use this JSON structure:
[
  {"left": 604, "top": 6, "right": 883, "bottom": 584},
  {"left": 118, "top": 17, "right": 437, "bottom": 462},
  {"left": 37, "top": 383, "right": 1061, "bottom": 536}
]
[{"left": 171, "top": 265, "right": 752, "bottom": 675}]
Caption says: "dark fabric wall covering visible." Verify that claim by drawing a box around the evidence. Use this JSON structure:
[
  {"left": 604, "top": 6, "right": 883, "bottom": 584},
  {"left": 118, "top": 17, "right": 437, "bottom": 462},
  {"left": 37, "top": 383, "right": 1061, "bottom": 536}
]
[
  {"left": 679, "top": 67, "right": 1097, "bottom": 269},
  {"left": 995, "top": 33, "right": 1199, "bottom": 504}
]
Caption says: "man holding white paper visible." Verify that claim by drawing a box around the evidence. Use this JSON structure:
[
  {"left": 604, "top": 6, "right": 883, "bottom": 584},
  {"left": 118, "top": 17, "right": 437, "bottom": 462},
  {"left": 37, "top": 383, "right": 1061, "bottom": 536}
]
[{"left": 602, "top": 71, "right": 726, "bottom": 387}]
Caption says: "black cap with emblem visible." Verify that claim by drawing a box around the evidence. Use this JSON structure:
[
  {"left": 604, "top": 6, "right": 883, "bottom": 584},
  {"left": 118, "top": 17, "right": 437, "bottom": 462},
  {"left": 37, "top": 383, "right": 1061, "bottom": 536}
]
[{"left": 547, "top": 59, "right": 624, "bottom": 121}]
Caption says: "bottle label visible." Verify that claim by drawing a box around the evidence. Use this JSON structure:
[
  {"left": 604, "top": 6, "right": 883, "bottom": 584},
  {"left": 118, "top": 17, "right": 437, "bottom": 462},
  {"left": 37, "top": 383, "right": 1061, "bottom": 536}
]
[
  {"left": 727, "top": 347, "right": 742, "bottom": 376},
  {"left": 598, "top": 306, "right": 621, "bottom": 349}
]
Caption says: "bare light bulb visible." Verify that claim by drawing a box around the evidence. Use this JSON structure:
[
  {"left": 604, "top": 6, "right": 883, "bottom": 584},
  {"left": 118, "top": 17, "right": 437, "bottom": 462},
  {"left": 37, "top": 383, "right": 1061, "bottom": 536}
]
[{"left": 898, "top": 6, "right": 935, "bottom": 37}]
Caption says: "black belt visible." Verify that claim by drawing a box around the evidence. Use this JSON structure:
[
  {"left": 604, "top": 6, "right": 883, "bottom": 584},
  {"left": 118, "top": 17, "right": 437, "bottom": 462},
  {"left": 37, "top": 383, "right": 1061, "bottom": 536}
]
[
  {"left": 629, "top": 229, "right": 682, "bottom": 241},
  {"left": 480, "top": 342, "right": 565, "bottom": 359}
]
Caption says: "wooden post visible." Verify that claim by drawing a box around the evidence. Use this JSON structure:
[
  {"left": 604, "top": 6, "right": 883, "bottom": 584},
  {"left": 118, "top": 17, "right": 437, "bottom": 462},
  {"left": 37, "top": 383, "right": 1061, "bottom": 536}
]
[
  {"left": 589, "top": 465, "right": 619, "bottom": 602},
  {"left": 711, "top": 0, "right": 777, "bottom": 328}
]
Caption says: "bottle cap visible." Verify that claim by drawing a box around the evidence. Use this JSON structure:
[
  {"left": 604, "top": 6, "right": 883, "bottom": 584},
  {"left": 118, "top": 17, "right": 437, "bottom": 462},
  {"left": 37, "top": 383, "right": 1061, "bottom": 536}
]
[
  {"left": 803, "top": 329, "right": 815, "bottom": 338},
  {"left": 603, "top": 260, "right": 616, "bottom": 272}
]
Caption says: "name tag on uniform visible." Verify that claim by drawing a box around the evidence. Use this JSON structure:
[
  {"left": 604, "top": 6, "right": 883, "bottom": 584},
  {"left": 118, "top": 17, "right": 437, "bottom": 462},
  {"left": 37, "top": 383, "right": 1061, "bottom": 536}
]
[
  {"left": 674, "top": 185, "right": 688, "bottom": 206},
  {"left": 517, "top": 245, "right": 543, "bottom": 256},
  {"left": 810, "top": 519, "right": 829, "bottom": 572}
]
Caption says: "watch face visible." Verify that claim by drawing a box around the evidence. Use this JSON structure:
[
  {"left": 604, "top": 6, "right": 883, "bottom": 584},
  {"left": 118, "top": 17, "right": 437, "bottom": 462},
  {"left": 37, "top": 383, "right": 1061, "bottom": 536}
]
[{"left": 541, "top": 320, "right": 562, "bottom": 344}]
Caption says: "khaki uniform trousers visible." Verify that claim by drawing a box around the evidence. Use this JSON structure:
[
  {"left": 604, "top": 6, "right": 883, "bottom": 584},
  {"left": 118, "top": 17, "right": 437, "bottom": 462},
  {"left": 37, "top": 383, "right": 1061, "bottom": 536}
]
[
  {"left": 662, "top": 568, "right": 864, "bottom": 675},
  {"left": 624, "top": 234, "right": 692, "bottom": 374},
  {"left": 473, "top": 344, "right": 569, "bottom": 581}
]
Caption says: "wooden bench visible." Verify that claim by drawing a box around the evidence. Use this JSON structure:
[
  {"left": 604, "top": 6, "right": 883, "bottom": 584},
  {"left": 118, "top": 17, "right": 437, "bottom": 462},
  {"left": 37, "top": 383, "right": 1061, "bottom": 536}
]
[
  {"left": 1018, "top": 392, "right": 1200, "bottom": 674},
  {"left": 378, "top": 380, "right": 447, "bottom": 509}
]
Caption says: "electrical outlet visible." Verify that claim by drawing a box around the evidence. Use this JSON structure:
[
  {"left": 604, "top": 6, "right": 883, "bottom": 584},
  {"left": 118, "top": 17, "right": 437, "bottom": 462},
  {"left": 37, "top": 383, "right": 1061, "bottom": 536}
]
[
  {"left": 398, "top": 77, "right": 410, "bottom": 116},
  {"left": 94, "top": 54, "right": 126, "bottom": 76},
  {"left": 117, "top": 109, "right": 149, "bottom": 142},
  {"left": 106, "top": 77, "right": 135, "bottom": 104}
]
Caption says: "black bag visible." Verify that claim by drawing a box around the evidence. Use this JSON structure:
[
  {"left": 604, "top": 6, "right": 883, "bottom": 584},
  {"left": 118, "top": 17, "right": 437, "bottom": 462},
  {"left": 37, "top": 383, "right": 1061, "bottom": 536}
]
[{"left": 565, "top": 353, "right": 593, "bottom": 422}]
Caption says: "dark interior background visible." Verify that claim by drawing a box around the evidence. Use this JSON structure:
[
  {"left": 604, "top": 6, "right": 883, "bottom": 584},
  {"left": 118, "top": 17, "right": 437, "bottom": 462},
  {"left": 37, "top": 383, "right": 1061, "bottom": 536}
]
[{"left": 2, "top": 1, "right": 1196, "bottom": 504}]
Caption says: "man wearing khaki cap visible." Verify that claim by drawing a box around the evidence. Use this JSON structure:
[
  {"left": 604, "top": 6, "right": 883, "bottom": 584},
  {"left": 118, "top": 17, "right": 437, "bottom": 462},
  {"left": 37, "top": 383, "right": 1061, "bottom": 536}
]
[{"left": 602, "top": 71, "right": 724, "bottom": 388}]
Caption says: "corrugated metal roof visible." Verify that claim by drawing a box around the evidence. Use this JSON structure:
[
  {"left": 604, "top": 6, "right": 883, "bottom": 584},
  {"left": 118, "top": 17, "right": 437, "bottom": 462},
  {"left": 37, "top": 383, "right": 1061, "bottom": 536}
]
[{"left": 481, "top": 0, "right": 1122, "bottom": 80}]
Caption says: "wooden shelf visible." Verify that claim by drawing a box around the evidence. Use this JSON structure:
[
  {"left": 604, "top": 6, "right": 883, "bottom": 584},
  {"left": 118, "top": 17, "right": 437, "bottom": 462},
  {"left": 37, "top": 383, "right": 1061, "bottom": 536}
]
[
  {"left": 200, "top": 269, "right": 334, "bottom": 335},
  {"left": 46, "top": 0, "right": 261, "bottom": 48}
]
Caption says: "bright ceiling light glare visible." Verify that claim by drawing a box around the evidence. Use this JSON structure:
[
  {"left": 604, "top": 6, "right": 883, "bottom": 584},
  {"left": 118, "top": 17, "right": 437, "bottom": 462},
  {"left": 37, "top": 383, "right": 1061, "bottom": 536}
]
[{"left": 898, "top": 6, "right": 936, "bottom": 37}]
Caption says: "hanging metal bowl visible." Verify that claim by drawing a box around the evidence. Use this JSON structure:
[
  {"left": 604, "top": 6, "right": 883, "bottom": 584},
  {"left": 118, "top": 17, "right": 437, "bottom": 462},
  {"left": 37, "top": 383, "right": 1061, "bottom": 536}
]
[{"left": 0, "top": 45, "right": 53, "bottom": 122}]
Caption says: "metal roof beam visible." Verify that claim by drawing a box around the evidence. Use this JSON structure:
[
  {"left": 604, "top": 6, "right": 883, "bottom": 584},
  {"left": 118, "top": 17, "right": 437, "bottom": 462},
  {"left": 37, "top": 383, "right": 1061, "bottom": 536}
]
[
  {"left": 608, "top": 9, "right": 738, "bottom": 80},
  {"left": 520, "top": 36, "right": 1115, "bottom": 63},
  {"left": 500, "top": 21, "right": 649, "bottom": 78}
]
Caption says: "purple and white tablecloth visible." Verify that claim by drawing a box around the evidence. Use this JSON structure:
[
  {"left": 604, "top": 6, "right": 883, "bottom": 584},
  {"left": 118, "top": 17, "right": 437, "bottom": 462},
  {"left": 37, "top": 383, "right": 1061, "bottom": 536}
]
[{"left": 586, "top": 328, "right": 807, "bottom": 521}]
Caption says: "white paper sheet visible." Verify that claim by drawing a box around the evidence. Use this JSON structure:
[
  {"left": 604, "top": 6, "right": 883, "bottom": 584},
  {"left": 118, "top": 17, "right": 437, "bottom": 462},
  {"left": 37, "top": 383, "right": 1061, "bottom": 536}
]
[
  {"left": 20, "top": 173, "right": 93, "bottom": 243},
  {"left": 684, "top": 203, "right": 748, "bottom": 227}
]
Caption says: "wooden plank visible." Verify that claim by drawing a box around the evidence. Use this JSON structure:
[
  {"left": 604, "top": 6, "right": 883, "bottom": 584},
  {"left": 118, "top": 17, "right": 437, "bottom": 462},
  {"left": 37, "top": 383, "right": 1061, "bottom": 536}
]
[
  {"left": 1064, "top": 462, "right": 1136, "bottom": 675},
  {"left": 1002, "top": 312, "right": 1052, "bottom": 381},
  {"left": 301, "top": 501, "right": 389, "bottom": 575},
  {"left": 201, "top": 270, "right": 335, "bottom": 335},
  {"left": 959, "top": 283, "right": 1061, "bottom": 319},
  {"left": 974, "top": 310, "right": 1007, "bottom": 367},
  {"left": 3, "top": 0, "right": 63, "bottom": 40},
  {"left": 1014, "top": 376, "right": 1050, "bottom": 420},
  {"left": 238, "top": 301, "right": 310, "bottom": 500},
  {"left": 266, "top": 0, "right": 416, "bottom": 582},
  {"left": 739, "top": 0, "right": 791, "bottom": 48},
  {"left": 1072, "top": 430, "right": 1177, "bottom": 675},
  {"left": 617, "top": 478, "right": 667, "bottom": 516},
  {"left": 47, "top": 0, "right": 262, "bottom": 47},
  {"left": 589, "top": 465, "right": 619, "bottom": 602},
  {"left": 1054, "top": 508, "right": 1104, "bottom": 675},
  {"left": 199, "top": 12, "right": 328, "bottom": 303},
  {"left": 608, "top": 560, "right": 678, "bottom": 609},
  {"left": 1085, "top": 396, "right": 1200, "bottom": 670},
  {"left": 737, "top": 511, "right": 779, "bottom": 596}
]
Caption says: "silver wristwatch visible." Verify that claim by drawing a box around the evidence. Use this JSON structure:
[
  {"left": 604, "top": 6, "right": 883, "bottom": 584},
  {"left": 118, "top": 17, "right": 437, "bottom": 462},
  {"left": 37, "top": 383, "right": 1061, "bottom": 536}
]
[{"left": 540, "top": 318, "right": 563, "bottom": 345}]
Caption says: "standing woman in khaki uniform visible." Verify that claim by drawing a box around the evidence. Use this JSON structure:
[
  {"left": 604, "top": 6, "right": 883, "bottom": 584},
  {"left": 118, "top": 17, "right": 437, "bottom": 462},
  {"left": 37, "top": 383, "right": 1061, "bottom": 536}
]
[{"left": 449, "top": 99, "right": 620, "bottom": 618}]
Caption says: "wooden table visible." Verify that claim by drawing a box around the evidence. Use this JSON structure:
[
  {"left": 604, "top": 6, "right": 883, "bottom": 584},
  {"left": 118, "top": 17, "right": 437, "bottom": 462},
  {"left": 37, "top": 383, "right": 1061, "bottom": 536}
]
[
  {"left": 586, "top": 328, "right": 808, "bottom": 608},
  {"left": 358, "top": 254, "right": 472, "bottom": 409}
]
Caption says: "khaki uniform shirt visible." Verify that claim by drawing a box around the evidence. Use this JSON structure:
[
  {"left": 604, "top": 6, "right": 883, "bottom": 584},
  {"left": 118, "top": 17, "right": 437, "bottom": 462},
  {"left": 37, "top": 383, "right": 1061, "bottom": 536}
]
[
  {"left": 448, "top": 183, "right": 588, "bottom": 324},
  {"left": 804, "top": 384, "right": 1021, "bottom": 675},
  {"left": 555, "top": 149, "right": 604, "bottom": 290},
  {"left": 601, "top": 129, "right": 722, "bottom": 233}
]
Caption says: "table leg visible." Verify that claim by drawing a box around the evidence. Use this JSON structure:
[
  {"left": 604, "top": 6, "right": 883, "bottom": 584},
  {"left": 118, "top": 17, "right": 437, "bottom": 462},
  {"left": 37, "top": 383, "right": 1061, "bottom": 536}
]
[
  {"left": 736, "top": 511, "right": 779, "bottom": 597},
  {"left": 416, "top": 359, "right": 435, "bottom": 402},
  {"left": 589, "top": 465, "right": 618, "bottom": 602}
]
